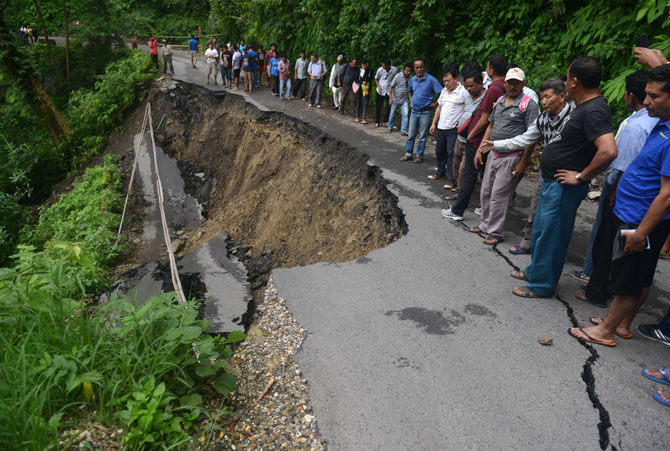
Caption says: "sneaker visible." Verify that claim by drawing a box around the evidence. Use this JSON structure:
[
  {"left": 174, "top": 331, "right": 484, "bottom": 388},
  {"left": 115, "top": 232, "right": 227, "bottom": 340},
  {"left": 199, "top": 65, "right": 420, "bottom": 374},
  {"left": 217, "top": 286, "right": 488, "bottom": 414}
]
[
  {"left": 571, "top": 270, "right": 591, "bottom": 283},
  {"left": 441, "top": 208, "right": 464, "bottom": 221},
  {"left": 308, "top": 104, "right": 314, "bottom": 107},
  {"left": 317, "top": 104, "right": 322, "bottom": 108},
  {"left": 637, "top": 324, "right": 670, "bottom": 346},
  {"left": 474, "top": 207, "right": 482, "bottom": 216}
]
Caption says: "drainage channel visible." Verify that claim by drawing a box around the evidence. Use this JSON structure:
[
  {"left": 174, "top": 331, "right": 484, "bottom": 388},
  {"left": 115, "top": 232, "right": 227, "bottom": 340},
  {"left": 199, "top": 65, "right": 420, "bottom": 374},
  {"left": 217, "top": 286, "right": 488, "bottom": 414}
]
[{"left": 455, "top": 218, "right": 617, "bottom": 450}]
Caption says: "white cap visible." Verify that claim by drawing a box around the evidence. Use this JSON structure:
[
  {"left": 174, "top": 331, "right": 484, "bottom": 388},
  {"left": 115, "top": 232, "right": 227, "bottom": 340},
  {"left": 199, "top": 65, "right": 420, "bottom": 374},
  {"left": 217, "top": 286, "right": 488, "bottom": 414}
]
[
  {"left": 505, "top": 67, "right": 525, "bottom": 82},
  {"left": 337, "top": 54, "right": 343, "bottom": 60}
]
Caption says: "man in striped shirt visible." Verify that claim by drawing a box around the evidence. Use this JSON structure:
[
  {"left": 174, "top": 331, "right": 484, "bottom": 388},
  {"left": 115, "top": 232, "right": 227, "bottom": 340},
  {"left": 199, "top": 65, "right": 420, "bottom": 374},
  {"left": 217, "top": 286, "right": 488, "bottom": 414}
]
[{"left": 387, "top": 64, "right": 412, "bottom": 134}]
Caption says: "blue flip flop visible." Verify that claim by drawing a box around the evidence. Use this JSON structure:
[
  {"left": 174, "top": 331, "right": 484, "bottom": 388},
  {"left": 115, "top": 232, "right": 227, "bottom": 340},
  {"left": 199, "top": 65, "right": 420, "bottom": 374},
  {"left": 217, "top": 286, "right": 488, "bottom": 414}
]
[
  {"left": 509, "top": 245, "right": 530, "bottom": 255},
  {"left": 642, "top": 368, "right": 670, "bottom": 386},
  {"left": 653, "top": 390, "right": 670, "bottom": 406}
]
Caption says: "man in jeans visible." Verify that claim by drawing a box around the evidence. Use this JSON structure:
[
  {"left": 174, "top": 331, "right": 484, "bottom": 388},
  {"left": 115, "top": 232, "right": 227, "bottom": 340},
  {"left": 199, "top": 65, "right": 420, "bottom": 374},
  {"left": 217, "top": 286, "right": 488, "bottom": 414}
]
[
  {"left": 308, "top": 53, "right": 327, "bottom": 108},
  {"left": 374, "top": 59, "right": 397, "bottom": 127},
  {"left": 293, "top": 50, "right": 309, "bottom": 100},
  {"left": 511, "top": 57, "right": 617, "bottom": 298},
  {"left": 442, "top": 55, "right": 507, "bottom": 219},
  {"left": 470, "top": 67, "right": 539, "bottom": 245},
  {"left": 450, "top": 71, "right": 486, "bottom": 193},
  {"left": 428, "top": 62, "right": 468, "bottom": 186},
  {"left": 387, "top": 64, "right": 412, "bottom": 134},
  {"left": 330, "top": 55, "right": 345, "bottom": 110},
  {"left": 338, "top": 58, "right": 358, "bottom": 115},
  {"left": 401, "top": 58, "right": 442, "bottom": 163}
]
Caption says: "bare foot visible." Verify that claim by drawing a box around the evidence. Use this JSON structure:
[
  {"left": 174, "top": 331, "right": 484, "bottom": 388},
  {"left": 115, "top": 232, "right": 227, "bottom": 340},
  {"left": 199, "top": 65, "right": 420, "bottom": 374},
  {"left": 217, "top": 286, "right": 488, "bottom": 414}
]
[
  {"left": 569, "top": 325, "right": 615, "bottom": 343},
  {"left": 590, "top": 317, "right": 630, "bottom": 338}
]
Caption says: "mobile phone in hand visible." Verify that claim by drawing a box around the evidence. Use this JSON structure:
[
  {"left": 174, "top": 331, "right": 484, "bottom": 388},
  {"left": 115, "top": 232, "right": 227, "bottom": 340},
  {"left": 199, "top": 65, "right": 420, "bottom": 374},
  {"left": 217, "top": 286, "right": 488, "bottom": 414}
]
[{"left": 636, "top": 35, "right": 650, "bottom": 48}]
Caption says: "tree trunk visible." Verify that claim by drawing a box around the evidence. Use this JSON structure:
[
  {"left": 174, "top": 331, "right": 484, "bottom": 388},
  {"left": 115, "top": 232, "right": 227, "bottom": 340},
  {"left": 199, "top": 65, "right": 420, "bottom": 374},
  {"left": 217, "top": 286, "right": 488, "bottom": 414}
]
[
  {"left": 62, "top": 0, "right": 70, "bottom": 83},
  {"left": 0, "top": 16, "right": 71, "bottom": 145},
  {"left": 33, "top": 0, "right": 58, "bottom": 71}
]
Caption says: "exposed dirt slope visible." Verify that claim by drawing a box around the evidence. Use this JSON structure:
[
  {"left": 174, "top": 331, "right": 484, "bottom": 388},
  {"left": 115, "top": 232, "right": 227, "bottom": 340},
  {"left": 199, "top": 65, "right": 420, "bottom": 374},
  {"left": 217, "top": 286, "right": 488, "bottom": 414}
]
[{"left": 145, "top": 81, "right": 407, "bottom": 268}]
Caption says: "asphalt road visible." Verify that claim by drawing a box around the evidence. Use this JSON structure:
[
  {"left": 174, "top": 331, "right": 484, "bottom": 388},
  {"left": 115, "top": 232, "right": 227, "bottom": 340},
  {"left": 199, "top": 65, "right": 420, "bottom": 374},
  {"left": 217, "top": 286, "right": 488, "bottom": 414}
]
[{"left": 139, "top": 47, "right": 670, "bottom": 450}]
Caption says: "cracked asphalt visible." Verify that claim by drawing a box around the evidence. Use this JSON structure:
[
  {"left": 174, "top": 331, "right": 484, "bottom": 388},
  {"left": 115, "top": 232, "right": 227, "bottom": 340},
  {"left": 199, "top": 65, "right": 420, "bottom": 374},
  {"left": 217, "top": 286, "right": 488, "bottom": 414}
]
[{"left": 159, "top": 48, "right": 670, "bottom": 450}]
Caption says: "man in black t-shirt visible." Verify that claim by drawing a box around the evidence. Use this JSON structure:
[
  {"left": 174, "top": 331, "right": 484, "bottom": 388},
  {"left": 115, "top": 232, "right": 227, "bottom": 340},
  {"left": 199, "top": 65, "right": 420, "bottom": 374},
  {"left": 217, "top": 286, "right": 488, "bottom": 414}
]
[{"left": 512, "top": 57, "right": 618, "bottom": 298}]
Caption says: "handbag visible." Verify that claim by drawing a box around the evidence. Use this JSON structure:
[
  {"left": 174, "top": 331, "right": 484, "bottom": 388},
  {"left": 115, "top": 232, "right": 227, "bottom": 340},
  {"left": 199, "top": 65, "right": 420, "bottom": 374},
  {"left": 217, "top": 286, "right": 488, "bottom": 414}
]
[{"left": 352, "top": 81, "right": 360, "bottom": 94}]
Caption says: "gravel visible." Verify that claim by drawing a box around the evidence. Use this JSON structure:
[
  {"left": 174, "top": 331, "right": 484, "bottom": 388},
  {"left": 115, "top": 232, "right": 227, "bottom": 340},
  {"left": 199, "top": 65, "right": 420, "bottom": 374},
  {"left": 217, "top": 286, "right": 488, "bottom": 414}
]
[{"left": 217, "top": 278, "right": 326, "bottom": 450}]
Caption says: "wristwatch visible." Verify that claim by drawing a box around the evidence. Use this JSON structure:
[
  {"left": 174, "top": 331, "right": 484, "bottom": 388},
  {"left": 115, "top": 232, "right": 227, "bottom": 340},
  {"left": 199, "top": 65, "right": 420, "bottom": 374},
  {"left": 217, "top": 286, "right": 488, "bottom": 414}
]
[{"left": 576, "top": 172, "right": 585, "bottom": 183}]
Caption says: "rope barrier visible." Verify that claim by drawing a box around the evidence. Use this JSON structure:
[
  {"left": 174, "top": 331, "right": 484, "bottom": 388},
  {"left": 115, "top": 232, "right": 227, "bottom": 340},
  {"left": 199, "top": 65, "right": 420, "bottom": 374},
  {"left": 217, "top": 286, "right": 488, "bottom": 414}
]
[{"left": 116, "top": 102, "right": 186, "bottom": 305}]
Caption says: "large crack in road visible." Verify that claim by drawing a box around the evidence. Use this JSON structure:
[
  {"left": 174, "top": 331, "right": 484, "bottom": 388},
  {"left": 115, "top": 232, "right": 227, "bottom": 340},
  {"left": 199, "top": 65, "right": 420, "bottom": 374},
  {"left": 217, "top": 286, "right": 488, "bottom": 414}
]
[{"left": 456, "top": 218, "right": 616, "bottom": 450}]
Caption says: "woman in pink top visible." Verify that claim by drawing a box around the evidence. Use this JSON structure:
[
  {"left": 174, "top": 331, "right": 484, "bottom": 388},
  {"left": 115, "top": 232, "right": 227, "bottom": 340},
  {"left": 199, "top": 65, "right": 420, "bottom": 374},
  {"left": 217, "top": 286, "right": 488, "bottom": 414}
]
[{"left": 278, "top": 54, "right": 292, "bottom": 100}]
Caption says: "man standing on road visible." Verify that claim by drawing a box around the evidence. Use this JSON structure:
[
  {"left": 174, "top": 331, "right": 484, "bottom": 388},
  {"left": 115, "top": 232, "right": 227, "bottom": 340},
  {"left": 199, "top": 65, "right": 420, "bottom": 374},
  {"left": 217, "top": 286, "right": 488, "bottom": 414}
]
[
  {"left": 248, "top": 45, "right": 259, "bottom": 88},
  {"left": 483, "top": 78, "right": 572, "bottom": 255},
  {"left": 242, "top": 47, "right": 254, "bottom": 92},
  {"left": 441, "top": 55, "right": 507, "bottom": 219},
  {"left": 573, "top": 70, "right": 658, "bottom": 315},
  {"left": 269, "top": 50, "right": 281, "bottom": 96},
  {"left": 220, "top": 45, "right": 233, "bottom": 88},
  {"left": 188, "top": 35, "right": 199, "bottom": 68},
  {"left": 511, "top": 57, "right": 617, "bottom": 298},
  {"left": 568, "top": 64, "right": 670, "bottom": 349},
  {"left": 293, "top": 50, "right": 309, "bottom": 100},
  {"left": 308, "top": 53, "right": 327, "bottom": 108},
  {"left": 330, "top": 55, "right": 345, "bottom": 110},
  {"left": 161, "top": 40, "right": 174, "bottom": 75},
  {"left": 232, "top": 45, "right": 243, "bottom": 90},
  {"left": 387, "top": 64, "right": 412, "bottom": 135},
  {"left": 374, "top": 59, "right": 397, "bottom": 127},
  {"left": 401, "top": 58, "right": 442, "bottom": 163},
  {"left": 428, "top": 62, "right": 468, "bottom": 186},
  {"left": 450, "top": 70, "right": 486, "bottom": 193},
  {"left": 204, "top": 42, "right": 219, "bottom": 86},
  {"left": 470, "top": 67, "right": 539, "bottom": 246},
  {"left": 338, "top": 58, "right": 359, "bottom": 115},
  {"left": 148, "top": 35, "right": 159, "bottom": 70}
]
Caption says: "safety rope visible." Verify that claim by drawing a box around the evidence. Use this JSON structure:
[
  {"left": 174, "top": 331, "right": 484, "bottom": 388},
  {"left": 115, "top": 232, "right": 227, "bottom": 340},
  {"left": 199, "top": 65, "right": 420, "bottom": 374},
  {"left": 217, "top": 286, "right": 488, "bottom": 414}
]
[{"left": 116, "top": 102, "right": 187, "bottom": 305}]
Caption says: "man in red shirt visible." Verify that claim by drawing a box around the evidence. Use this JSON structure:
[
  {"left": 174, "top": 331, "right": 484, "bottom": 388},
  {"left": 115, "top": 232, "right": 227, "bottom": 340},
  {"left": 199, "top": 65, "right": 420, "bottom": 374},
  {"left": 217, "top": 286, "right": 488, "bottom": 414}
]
[
  {"left": 442, "top": 55, "right": 508, "bottom": 221},
  {"left": 148, "top": 35, "right": 159, "bottom": 69}
]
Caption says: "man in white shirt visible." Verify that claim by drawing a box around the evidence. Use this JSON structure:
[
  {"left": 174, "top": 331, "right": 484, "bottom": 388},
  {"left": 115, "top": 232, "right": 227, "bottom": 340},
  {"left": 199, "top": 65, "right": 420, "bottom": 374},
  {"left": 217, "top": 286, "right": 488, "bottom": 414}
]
[
  {"left": 307, "top": 53, "right": 327, "bottom": 108},
  {"left": 428, "top": 63, "right": 468, "bottom": 186},
  {"left": 204, "top": 42, "right": 219, "bottom": 85},
  {"left": 374, "top": 59, "right": 398, "bottom": 127},
  {"left": 329, "top": 55, "right": 344, "bottom": 110}
]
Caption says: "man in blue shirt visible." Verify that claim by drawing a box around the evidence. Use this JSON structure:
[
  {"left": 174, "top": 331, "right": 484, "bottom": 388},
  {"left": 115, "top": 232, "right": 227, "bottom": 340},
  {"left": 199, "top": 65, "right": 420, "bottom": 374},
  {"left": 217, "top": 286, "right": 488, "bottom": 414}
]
[
  {"left": 401, "top": 58, "right": 442, "bottom": 163},
  {"left": 188, "top": 35, "right": 199, "bottom": 68},
  {"left": 247, "top": 45, "right": 259, "bottom": 88},
  {"left": 569, "top": 64, "right": 670, "bottom": 349},
  {"left": 269, "top": 51, "right": 281, "bottom": 96},
  {"left": 575, "top": 70, "right": 659, "bottom": 309}
]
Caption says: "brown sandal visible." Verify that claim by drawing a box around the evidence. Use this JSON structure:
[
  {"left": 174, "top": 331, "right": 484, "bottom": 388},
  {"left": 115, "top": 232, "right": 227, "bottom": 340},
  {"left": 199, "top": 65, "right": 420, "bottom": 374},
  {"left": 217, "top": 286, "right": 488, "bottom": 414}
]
[
  {"left": 413, "top": 157, "right": 423, "bottom": 163},
  {"left": 400, "top": 156, "right": 412, "bottom": 162}
]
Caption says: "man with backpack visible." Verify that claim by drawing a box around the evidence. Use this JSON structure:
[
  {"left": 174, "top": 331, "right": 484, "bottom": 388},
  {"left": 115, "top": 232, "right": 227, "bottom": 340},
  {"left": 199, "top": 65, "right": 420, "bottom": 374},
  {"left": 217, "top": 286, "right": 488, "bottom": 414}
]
[
  {"left": 469, "top": 67, "right": 539, "bottom": 245},
  {"left": 307, "top": 53, "right": 327, "bottom": 108}
]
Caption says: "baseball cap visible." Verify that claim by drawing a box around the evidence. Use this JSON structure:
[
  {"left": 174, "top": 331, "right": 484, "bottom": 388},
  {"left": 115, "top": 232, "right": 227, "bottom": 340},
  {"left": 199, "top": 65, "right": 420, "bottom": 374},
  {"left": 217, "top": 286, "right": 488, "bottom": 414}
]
[{"left": 505, "top": 67, "right": 525, "bottom": 82}]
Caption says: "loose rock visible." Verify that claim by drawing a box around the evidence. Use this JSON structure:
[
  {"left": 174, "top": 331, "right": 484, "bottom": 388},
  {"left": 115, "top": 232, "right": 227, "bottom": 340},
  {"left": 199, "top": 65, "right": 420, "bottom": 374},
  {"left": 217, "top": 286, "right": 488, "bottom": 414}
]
[{"left": 538, "top": 335, "right": 553, "bottom": 346}]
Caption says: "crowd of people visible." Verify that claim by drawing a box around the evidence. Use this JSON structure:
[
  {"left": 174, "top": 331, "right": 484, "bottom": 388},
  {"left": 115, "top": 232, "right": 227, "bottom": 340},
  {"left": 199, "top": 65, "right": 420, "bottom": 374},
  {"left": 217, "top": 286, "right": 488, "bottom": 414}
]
[{"left": 148, "top": 35, "right": 670, "bottom": 406}]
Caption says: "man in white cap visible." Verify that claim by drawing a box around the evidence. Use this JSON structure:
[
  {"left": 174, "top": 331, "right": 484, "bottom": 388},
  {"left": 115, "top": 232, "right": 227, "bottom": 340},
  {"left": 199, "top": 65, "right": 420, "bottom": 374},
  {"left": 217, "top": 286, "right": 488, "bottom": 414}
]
[
  {"left": 330, "top": 55, "right": 345, "bottom": 109},
  {"left": 469, "top": 67, "right": 539, "bottom": 245}
]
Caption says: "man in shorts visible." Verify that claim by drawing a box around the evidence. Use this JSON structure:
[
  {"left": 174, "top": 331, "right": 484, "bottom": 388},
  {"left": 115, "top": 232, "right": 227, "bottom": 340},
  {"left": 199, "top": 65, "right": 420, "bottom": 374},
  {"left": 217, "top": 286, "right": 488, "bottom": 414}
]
[
  {"left": 188, "top": 35, "right": 199, "bottom": 67},
  {"left": 204, "top": 42, "right": 219, "bottom": 85},
  {"left": 569, "top": 64, "right": 670, "bottom": 347}
]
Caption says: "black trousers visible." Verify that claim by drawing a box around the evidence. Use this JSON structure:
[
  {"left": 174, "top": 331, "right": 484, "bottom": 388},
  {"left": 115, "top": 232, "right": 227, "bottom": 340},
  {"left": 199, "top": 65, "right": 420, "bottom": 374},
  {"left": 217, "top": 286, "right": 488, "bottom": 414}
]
[
  {"left": 375, "top": 93, "right": 389, "bottom": 124},
  {"left": 293, "top": 78, "right": 307, "bottom": 98},
  {"left": 272, "top": 75, "right": 280, "bottom": 94},
  {"left": 452, "top": 142, "right": 486, "bottom": 216},
  {"left": 585, "top": 199, "right": 618, "bottom": 303},
  {"left": 435, "top": 128, "right": 458, "bottom": 181}
]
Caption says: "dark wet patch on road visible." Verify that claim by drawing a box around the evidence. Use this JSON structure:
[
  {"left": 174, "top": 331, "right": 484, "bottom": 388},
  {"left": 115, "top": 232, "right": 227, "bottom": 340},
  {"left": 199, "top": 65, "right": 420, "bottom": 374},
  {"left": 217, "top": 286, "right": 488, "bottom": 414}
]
[
  {"left": 385, "top": 307, "right": 466, "bottom": 335},
  {"left": 464, "top": 303, "right": 496, "bottom": 317}
]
